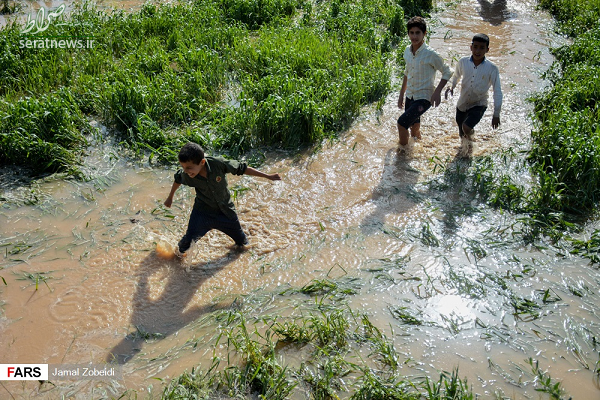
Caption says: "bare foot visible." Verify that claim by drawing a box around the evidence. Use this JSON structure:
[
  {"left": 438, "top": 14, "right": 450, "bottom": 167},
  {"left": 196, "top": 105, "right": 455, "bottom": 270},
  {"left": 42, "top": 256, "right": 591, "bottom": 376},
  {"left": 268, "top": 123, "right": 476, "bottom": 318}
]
[{"left": 458, "top": 137, "right": 473, "bottom": 158}]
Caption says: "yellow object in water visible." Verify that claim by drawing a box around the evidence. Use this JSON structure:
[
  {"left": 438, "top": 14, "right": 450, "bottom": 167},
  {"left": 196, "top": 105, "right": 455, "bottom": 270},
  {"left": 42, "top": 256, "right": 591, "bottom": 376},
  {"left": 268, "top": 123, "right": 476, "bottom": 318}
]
[{"left": 155, "top": 240, "right": 175, "bottom": 259}]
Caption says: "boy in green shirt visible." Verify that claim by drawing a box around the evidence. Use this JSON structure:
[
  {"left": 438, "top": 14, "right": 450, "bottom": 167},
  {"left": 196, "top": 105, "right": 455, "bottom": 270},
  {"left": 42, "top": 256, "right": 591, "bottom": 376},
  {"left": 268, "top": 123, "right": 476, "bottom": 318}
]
[{"left": 164, "top": 142, "right": 281, "bottom": 257}]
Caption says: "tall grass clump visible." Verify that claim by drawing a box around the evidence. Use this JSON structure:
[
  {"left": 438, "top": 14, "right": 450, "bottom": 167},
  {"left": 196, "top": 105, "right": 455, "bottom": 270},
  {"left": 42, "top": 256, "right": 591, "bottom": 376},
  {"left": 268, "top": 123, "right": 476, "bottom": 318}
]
[
  {"left": 528, "top": 21, "right": 600, "bottom": 218},
  {"left": 538, "top": 0, "right": 600, "bottom": 36},
  {"left": 0, "top": 0, "right": 427, "bottom": 177},
  {"left": 221, "top": 0, "right": 302, "bottom": 29},
  {"left": 0, "top": 88, "right": 91, "bottom": 175}
]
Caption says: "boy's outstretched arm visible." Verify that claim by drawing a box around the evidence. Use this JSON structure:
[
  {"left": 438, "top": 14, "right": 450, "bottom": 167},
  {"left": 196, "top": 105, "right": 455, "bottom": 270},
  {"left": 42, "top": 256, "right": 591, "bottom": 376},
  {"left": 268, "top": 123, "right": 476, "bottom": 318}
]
[
  {"left": 164, "top": 182, "right": 181, "bottom": 208},
  {"left": 244, "top": 167, "right": 281, "bottom": 181}
]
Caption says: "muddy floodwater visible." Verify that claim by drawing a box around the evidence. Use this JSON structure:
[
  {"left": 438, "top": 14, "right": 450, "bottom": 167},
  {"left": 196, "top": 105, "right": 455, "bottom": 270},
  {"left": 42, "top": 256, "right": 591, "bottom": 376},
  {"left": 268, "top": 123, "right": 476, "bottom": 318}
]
[{"left": 2, "top": 0, "right": 600, "bottom": 398}]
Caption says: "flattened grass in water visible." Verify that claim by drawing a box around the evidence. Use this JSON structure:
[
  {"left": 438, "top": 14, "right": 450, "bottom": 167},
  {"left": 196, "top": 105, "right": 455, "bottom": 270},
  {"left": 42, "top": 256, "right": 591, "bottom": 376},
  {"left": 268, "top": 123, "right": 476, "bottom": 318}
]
[
  {"left": 15, "top": 271, "right": 53, "bottom": 291},
  {"left": 156, "top": 285, "right": 480, "bottom": 399},
  {"left": 428, "top": 148, "right": 578, "bottom": 242}
]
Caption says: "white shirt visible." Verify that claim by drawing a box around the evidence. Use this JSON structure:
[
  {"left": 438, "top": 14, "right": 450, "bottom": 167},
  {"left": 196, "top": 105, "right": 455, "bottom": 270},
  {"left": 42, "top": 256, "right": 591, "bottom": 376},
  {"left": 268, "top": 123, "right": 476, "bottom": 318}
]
[
  {"left": 403, "top": 43, "right": 453, "bottom": 101},
  {"left": 450, "top": 56, "right": 502, "bottom": 117}
]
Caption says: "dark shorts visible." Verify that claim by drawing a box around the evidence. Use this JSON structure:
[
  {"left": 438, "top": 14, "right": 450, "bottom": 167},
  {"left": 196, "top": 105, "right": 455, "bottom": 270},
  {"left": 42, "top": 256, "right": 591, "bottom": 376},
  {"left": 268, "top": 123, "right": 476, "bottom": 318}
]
[
  {"left": 178, "top": 201, "right": 248, "bottom": 252},
  {"left": 456, "top": 106, "right": 487, "bottom": 137},
  {"left": 397, "top": 97, "right": 431, "bottom": 129}
]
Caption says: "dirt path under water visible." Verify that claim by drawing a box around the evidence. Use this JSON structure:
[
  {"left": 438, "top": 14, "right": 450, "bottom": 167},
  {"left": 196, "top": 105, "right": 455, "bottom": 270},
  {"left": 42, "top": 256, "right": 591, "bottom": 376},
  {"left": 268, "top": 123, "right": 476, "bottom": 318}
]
[{"left": 2, "top": 0, "right": 600, "bottom": 398}]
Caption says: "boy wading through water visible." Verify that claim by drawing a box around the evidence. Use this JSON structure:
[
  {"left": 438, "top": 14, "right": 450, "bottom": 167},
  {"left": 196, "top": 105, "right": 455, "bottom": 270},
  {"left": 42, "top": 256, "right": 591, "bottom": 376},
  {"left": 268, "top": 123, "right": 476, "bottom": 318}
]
[
  {"left": 445, "top": 33, "right": 503, "bottom": 156},
  {"left": 164, "top": 142, "right": 281, "bottom": 258},
  {"left": 397, "top": 16, "right": 452, "bottom": 148}
]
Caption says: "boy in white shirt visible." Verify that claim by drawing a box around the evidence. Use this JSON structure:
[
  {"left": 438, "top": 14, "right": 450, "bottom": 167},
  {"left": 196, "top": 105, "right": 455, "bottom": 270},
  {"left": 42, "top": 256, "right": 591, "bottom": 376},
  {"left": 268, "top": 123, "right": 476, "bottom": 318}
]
[
  {"left": 397, "top": 16, "right": 453, "bottom": 147},
  {"left": 445, "top": 33, "right": 503, "bottom": 148}
]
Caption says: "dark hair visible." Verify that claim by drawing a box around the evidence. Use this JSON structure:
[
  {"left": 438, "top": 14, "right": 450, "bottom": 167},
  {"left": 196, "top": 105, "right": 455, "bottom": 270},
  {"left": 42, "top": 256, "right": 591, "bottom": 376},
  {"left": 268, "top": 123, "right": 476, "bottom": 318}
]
[
  {"left": 178, "top": 142, "right": 205, "bottom": 164},
  {"left": 472, "top": 33, "right": 490, "bottom": 47},
  {"left": 407, "top": 16, "right": 426, "bottom": 33}
]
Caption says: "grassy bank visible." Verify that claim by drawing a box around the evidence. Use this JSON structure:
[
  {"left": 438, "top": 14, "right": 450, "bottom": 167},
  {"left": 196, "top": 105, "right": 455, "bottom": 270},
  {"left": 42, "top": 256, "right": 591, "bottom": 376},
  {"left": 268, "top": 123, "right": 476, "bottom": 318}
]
[
  {"left": 0, "top": 0, "right": 415, "bottom": 177},
  {"left": 528, "top": 26, "right": 600, "bottom": 215},
  {"left": 527, "top": 0, "right": 600, "bottom": 245}
]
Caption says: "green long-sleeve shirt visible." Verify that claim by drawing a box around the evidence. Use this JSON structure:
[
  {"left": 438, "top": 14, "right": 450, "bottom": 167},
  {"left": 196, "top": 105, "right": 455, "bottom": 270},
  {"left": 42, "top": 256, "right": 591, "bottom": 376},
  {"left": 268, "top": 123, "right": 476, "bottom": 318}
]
[{"left": 174, "top": 156, "right": 247, "bottom": 219}]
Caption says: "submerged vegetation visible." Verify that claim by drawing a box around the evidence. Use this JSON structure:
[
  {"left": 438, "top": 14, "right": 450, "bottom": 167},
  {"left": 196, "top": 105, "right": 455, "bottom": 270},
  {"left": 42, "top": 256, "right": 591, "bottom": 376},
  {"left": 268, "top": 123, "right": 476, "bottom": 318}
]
[
  {"left": 152, "top": 275, "right": 574, "bottom": 399},
  {"left": 160, "top": 282, "right": 478, "bottom": 399},
  {"left": 0, "top": 0, "right": 410, "bottom": 176}
]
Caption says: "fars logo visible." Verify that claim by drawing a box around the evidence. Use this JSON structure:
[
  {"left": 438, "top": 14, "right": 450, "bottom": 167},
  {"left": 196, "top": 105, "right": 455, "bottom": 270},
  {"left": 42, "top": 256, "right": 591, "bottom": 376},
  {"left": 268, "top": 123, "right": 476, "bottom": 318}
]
[{"left": 0, "top": 364, "right": 48, "bottom": 380}]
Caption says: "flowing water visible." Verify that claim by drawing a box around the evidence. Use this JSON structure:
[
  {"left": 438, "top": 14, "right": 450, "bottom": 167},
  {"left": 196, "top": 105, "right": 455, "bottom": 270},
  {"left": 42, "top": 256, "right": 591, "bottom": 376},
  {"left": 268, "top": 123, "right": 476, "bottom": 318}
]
[{"left": 2, "top": 0, "right": 600, "bottom": 398}]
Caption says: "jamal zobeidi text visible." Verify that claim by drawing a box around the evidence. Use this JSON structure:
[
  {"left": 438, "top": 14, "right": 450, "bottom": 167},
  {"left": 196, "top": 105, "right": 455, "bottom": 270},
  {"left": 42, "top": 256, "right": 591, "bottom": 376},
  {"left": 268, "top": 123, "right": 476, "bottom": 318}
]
[{"left": 50, "top": 364, "right": 122, "bottom": 381}]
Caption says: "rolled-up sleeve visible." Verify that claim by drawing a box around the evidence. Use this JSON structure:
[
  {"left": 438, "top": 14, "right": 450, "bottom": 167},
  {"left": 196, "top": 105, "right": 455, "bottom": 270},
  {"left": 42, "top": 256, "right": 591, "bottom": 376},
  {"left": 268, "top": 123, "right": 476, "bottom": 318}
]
[
  {"left": 174, "top": 170, "right": 184, "bottom": 183},
  {"left": 450, "top": 58, "right": 464, "bottom": 90},
  {"left": 435, "top": 54, "right": 453, "bottom": 81},
  {"left": 220, "top": 158, "right": 247, "bottom": 176}
]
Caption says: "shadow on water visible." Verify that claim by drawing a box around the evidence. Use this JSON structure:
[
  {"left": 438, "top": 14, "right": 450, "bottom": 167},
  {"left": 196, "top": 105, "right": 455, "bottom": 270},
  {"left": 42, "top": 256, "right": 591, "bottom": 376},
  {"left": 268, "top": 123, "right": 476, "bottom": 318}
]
[
  {"left": 477, "top": 0, "right": 517, "bottom": 26},
  {"left": 428, "top": 152, "right": 477, "bottom": 237},
  {"left": 360, "top": 148, "right": 420, "bottom": 234},
  {"left": 0, "top": 165, "right": 55, "bottom": 195},
  {"left": 106, "top": 250, "right": 241, "bottom": 364}
]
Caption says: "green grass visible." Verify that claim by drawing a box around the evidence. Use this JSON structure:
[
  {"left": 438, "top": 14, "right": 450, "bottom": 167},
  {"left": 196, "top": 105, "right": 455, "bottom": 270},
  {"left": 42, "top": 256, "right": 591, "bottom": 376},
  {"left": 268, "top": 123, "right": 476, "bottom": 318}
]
[
  {"left": 527, "top": 358, "right": 567, "bottom": 399},
  {"left": 153, "top": 283, "right": 481, "bottom": 399},
  {"left": 15, "top": 271, "right": 53, "bottom": 291},
  {"left": 570, "top": 229, "right": 600, "bottom": 264},
  {"left": 538, "top": 0, "right": 600, "bottom": 36},
  {"left": 525, "top": 5, "right": 600, "bottom": 233},
  {"left": 423, "top": 368, "right": 474, "bottom": 400},
  {"left": 528, "top": 27, "right": 600, "bottom": 214},
  {"left": 0, "top": 0, "right": 421, "bottom": 176}
]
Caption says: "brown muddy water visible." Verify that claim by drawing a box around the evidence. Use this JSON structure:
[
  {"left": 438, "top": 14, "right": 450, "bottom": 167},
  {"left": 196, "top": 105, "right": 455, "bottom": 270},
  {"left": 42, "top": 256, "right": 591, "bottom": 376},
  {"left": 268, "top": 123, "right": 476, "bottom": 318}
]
[{"left": 2, "top": 0, "right": 600, "bottom": 399}]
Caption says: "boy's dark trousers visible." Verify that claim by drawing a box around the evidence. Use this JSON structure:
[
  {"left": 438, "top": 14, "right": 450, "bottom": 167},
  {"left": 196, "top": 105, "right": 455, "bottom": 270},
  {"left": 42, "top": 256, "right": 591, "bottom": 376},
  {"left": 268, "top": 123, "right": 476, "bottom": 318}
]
[
  {"left": 178, "top": 204, "right": 248, "bottom": 252},
  {"left": 456, "top": 106, "right": 487, "bottom": 137}
]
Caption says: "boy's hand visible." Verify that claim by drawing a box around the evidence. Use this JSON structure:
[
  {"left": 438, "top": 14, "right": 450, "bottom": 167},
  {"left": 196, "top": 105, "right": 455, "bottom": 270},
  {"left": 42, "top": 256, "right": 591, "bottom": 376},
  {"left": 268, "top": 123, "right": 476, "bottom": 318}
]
[
  {"left": 398, "top": 94, "right": 404, "bottom": 109},
  {"left": 492, "top": 116, "right": 500, "bottom": 129},
  {"left": 431, "top": 90, "right": 442, "bottom": 107},
  {"left": 267, "top": 173, "right": 281, "bottom": 181},
  {"left": 164, "top": 182, "right": 180, "bottom": 208},
  {"left": 445, "top": 88, "right": 453, "bottom": 99}
]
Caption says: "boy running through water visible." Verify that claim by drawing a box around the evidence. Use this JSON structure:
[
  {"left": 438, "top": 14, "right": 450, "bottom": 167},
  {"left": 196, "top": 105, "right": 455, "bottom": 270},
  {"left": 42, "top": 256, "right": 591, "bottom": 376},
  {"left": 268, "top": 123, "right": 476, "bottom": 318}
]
[
  {"left": 397, "top": 16, "right": 453, "bottom": 147},
  {"left": 445, "top": 33, "right": 503, "bottom": 153},
  {"left": 164, "top": 142, "right": 281, "bottom": 257}
]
